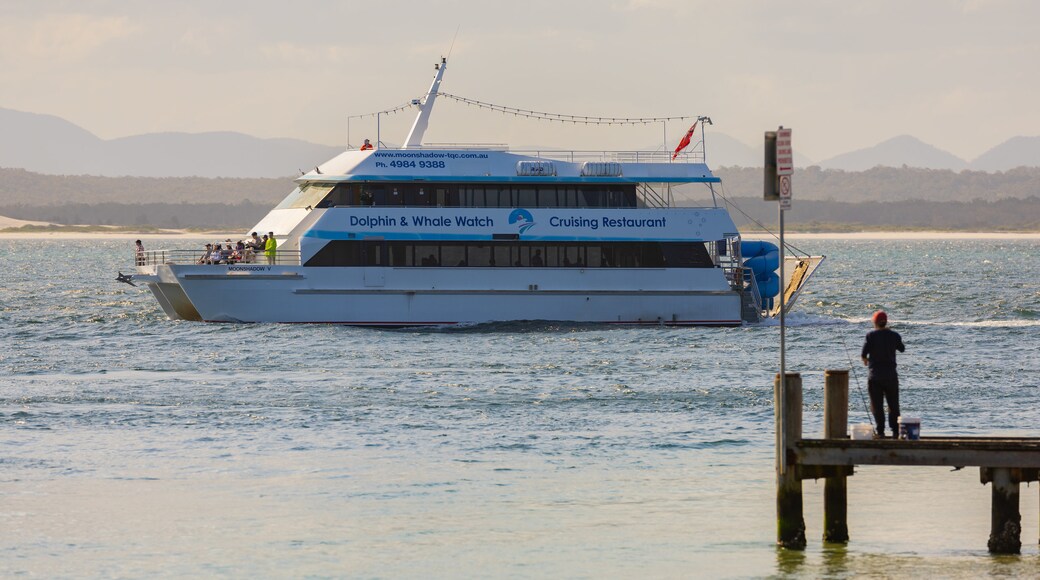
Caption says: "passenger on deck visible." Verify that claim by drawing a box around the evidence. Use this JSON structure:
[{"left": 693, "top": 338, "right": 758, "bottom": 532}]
[
  {"left": 265, "top": 232, "right": 278, "bottom": 265},
  {"left": 135, "top": 240, "right": 145, "bottom": 266},
  {"left": 360, "top": 138, "right": 374, "bottom": 151},
  {"left": 248, "top": 232, "right": 263, "bottom": 251},
  {"left": 198, "top": 243, "right": 214, "bottom": 264},
  {"left": 531, "top": 249, "right": 544, "bottom": 267},
  {"left": 220, "top": 243, "right": 232, "bottom": 264}
]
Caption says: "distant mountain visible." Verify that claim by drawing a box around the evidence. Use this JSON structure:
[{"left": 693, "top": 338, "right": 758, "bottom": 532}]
[
  {"left": 971, "top": 136, "right": 1040, "bottom": 171},
  {"left": 0, "top": 107, "right": 341, "bottom": 178},
  {"left": 818, "top": 135, "right": 967, "bottom": 171},
  {"left": 2, "top": 106, "right": 1037, "bottom": 176}
]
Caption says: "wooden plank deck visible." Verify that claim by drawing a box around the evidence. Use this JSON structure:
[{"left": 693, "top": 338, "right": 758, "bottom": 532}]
[{"left": 796, "top": 437, "right": 1040, "bottom": 469}]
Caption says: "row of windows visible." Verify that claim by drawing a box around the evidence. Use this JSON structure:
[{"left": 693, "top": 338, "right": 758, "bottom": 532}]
[
  {"left": 305, "top": 241, "right": 715, "bottom": 269},
  {"left": 278, "top": 182, "right": 640, "bottom": 210}
]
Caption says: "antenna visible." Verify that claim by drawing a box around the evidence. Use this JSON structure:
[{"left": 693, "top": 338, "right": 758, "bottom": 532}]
[
  {"left": 447, "top": 25, "right": 460, "bottom": 60},
  {"left": 402, "top": 58, "right": 448, "bottom": 149}
]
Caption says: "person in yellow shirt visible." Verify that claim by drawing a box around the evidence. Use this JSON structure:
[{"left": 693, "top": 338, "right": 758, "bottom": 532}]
[{"left": 265, "top": 232, "right": 278, "bottom": 265}]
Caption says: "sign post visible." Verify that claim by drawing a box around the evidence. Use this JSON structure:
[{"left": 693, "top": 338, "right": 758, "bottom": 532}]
[{"left": 767, "top": 127, "right": 793, "bottom": 476}]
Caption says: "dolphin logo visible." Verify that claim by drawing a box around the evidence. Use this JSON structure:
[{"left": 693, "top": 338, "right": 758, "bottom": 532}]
[{"left": 508, "top": 209, "right": 536, "bottom": 234}]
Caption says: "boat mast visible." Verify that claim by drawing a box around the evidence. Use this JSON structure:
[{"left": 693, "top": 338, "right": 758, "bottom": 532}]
[{"left": 402, "top": 58, "right": 447, "bottom": 149}]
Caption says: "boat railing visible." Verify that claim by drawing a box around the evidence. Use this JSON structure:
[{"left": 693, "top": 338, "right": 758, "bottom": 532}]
[
  {"left": 743, "top": 268, "right": 764, "bottom": 313},
  {"left": 637, "top": 183, "right": 670, "bottom": 208},
  {"left": 136, "top": 249, "right": 302, "bottom": 267},
  {"left": 508, "top": 149, "right": 706, "bottom": 164}
]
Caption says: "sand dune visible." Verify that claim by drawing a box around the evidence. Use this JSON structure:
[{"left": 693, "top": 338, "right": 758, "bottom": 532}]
[{"left": 0, "top": 214, "right": 50, "bottom": 229}]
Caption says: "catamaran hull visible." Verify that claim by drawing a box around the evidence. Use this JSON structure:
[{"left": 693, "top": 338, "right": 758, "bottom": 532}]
[{"left": 142, "top": 264, "right": 742, "bottom": 326}]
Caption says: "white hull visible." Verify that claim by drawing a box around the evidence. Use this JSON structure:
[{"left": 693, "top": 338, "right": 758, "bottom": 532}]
[{"left": 142, "top": 264, "right": 743, "bottom": 326}]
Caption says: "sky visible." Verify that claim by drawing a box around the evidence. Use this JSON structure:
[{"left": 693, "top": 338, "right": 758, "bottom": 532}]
[{"left": 1, "top": 0, "right": 1037, "bottom": 162}]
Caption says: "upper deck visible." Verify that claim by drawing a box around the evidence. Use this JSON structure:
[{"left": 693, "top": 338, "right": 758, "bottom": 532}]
[{"left": 299, "top": 148, "right": 720, "bottom": 185}]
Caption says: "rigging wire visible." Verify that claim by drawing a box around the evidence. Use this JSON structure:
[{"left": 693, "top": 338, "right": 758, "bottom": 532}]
[
  {"left": 347, "top": 100, "right": 422, "bottom": 120},
  {"left": 434, "top": 92, "right": 694, "bottom": 126},
  {"left": 714, "top": 182, "right": 813, "bottom": 258}
]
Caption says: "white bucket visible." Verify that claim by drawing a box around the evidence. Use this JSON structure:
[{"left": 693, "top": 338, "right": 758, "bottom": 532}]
[
  {"left": 850, "top": 423, "right": 874, "bottom": 440},
  {"left": 898, "top": 416, "right": 921, "bottom": 440}
]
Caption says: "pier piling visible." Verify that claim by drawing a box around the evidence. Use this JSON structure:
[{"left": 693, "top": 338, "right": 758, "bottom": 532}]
[
  {"left": 982, "top": 467, "right": 1022, "bottom": 554},
  {"left": 777, "top": 371, "right": 1040, "bottom": 552},
  {"left": 822, "top": 370, "right": 850, "bottom": 543},
  {"left": 775, "top": 372, "right": 806, "bottom": 549}
]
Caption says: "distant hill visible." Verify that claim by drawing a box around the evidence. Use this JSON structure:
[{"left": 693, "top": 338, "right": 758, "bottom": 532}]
[
  {"left": 0, "top": 167, "right": 290, "bottom": 206},
  {"left": 817, "top": 135, "right": 967, "bottom": 171},
  {"left": 713, "top": 166, "right": 1040, "bottom": 202},
  {"left": 971, "top": 136, "right": 1040, "bottom": 171},
  {"left": 1, "top": 106, "right": 1038, "bottom": 176},
  {"left": 0, "top": 107, "right": 341, "bottom": 178}
]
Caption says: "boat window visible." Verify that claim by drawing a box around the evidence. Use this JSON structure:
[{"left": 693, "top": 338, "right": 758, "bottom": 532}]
[
  {"left": 275, "top": 183, "right": 335, "bottom": 209},
  {"left": 537, "top": 187, "right": 558, "bottom": 207},
  {"left": 386, "top": 186, "right": 405, "bottom": 206},
  {"left": 317, "top": 182, "right": 639, "bottom": 208},
  {"left": 468, "top": 244, "right": 493, "bottom": 267},
  {"left": 415, "top": 244, "right": 440, "bottom": 266},
  {"left": 487, "top": 186, "right": 512, "bottom": 208},
  {"left": 360, "top": 185, "right": 386, "bottom": 206},
  {"left": 306, "top": 241, "right": 713, "bottom": 269},
  {"left": 560, "top": 187, "right": 579, "bottom": 208},
  {"left": 406, "top": 187, "right": 432, "bottom": 206},
  {"left": 441, "top": 244, "right": 466, "bottom": 267},
  {"left": 318, "top": 183, "right": 357, "bottom": 208},
  {"left": 515, "top": 187, "right": 536, "bottom": 208},
  {"left": 461, "top": 186, "right": 485, "bottom": 207},
  {"left": 388, "top": 243, "right": 409, "bottom": 266},
  {"left": 580, "top": 188, "right": 606, "bottom": 208}
]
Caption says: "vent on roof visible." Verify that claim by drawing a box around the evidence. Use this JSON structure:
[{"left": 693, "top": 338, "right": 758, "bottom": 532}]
[
  {"left": 580, "top": 161, "right": 623, "bottom": 177},
  {"left": 516, "top": 160, "right": 556, "bottom": 176}
]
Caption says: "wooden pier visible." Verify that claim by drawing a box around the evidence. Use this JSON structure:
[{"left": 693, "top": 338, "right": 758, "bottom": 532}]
[{"left": 775, "top": 370, "right": 1040, "bottom": 553}]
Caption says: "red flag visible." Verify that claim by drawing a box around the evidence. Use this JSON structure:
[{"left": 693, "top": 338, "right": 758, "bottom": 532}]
[{"left": 672, "top": 121, "right": 698, "bottom": 160}]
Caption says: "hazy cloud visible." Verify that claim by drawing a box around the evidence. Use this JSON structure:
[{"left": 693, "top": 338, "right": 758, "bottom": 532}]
[
  {"left": 0, "top": 0, "right": 1036, "bottom": 160},
  {"left": 0, "top": 13, "right": 139, "bottom": 64}
]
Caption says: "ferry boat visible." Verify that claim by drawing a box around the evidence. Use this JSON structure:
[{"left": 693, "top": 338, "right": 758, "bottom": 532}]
[{"left": 131, "top": 59, "right": 823, "bottom": 326}]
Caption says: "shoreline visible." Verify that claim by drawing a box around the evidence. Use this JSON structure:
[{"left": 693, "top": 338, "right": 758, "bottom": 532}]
[{"left": 0, "top": 230, "right": 1037, "bottom": 241}]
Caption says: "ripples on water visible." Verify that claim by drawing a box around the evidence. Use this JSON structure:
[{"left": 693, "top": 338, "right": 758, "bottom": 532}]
[{"left": 1, "top": 239, "right": 1038, "bottom": 577}]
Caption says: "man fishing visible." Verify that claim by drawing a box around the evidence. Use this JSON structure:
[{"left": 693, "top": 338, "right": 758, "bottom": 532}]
[{"left": 861, "top": 310, "right": 906, "bottom": 439}]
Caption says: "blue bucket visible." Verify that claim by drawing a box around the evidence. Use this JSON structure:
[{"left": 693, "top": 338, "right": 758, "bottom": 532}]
[{"left": 898, "top": 416, "right": 921, "bottom": 440}]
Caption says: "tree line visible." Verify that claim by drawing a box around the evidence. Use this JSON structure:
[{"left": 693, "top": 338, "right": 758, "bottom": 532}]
[{"left": 714, "top": 166, "right": 1040, "bottom": 202}]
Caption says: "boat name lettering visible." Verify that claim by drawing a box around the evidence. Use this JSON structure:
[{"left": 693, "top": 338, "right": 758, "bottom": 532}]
[
  {"left": 349, "top": 215, "right": 495, "bottom": 229},
  {"left": 410, "top": 216, "right": 495, "bottom": 227},
  {"left": 350, "top": 216, "right": 402, "bottom": 228},
  {"left": 548, "top": 216, "right": 667, "bottom": 229},
  {"left": 228, "top": 266, "right": 272, "bottom": 272}
]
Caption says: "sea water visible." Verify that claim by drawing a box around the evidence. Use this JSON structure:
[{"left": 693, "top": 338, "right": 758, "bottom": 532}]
[{"left": 1, "top": 238, "right": 1038, "bottom": 577}]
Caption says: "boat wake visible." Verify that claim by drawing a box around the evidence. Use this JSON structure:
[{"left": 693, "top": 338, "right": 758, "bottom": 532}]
[{"left": 752, "top": 312, "right": 848, "bottom": 327}]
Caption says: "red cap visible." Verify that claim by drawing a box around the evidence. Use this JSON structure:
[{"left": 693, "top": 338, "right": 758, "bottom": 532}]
[{"left": 872, "top": 310, "right": 888, "bottom": 326}]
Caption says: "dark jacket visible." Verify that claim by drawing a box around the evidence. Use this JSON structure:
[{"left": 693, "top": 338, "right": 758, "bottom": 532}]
[{"left": 861, "top": 328, "right": 905, "bottom": 381}]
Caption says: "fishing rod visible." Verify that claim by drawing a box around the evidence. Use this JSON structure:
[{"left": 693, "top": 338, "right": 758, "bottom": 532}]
[{"left": 839, "top": 330, "right": 874, "bottom": 428}]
